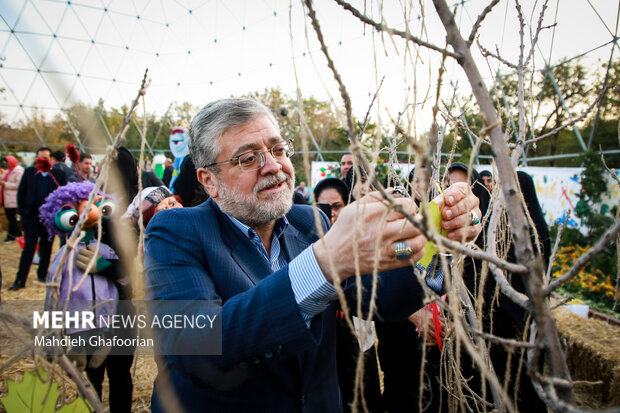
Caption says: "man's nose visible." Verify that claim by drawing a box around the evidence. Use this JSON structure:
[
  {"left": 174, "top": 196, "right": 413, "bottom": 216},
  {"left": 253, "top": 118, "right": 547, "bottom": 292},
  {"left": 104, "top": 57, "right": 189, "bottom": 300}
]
[{"left": 259, "top": 151, "right": 282, "bottom": 174}]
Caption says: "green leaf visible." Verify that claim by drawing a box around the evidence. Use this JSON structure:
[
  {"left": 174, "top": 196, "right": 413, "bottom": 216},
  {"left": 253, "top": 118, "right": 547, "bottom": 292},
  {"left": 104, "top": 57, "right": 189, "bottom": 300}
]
[
  {"left": 0, "top": 367, "right": 59, "bottom": 413},
  {"left": 1, "top": 367, "right": 93, "bottom": 413},
  {"left": 57, "top": 397, "right": 92, "bottom": 413}
]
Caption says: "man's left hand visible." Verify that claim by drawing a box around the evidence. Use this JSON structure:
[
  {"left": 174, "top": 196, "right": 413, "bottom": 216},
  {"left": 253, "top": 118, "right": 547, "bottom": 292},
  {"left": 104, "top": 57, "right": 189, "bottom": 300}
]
[{"left": 435, "top": 182, "right": 482, "bottom": 241}]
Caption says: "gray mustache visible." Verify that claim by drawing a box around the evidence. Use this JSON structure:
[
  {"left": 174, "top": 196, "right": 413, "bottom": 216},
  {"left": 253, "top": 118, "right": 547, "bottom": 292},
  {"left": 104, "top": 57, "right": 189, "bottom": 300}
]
[{"left": 253, "top": 172, "right": 290, "bottom": 194}]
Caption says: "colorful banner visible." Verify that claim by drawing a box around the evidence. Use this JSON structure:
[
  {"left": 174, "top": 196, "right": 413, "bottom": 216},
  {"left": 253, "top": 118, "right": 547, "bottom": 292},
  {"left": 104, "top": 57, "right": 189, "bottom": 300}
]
[{"left": 310, "top": 162, "right": 620, "bottom": 230}]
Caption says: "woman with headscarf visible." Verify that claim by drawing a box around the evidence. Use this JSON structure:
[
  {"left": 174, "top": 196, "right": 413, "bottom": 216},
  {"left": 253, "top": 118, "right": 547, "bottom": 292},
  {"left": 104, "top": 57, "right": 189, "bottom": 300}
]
[{"left": 1, "top": 156, "right": 24, "bottom": 242}]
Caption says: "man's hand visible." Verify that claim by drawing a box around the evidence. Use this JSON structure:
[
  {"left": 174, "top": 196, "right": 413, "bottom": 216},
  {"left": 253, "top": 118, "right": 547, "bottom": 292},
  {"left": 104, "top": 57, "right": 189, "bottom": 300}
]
[
  {"left": 76, "top": 245, "right": 111, "bottom": 273},
  {"left": 313, "top": 191, "right": 427, "bottom": 284},
  {"left": 435, "top": 182, "right": 482, "bottom": 241}
]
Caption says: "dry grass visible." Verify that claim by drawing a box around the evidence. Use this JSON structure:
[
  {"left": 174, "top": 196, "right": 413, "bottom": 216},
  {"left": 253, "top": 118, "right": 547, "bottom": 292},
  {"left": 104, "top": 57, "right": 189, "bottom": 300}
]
[
  {"left": 0, "top": 228, "right": 155, "bottom": 412},
  {"left": 554, "top": 307, "right": 620, "bottom": 409}
]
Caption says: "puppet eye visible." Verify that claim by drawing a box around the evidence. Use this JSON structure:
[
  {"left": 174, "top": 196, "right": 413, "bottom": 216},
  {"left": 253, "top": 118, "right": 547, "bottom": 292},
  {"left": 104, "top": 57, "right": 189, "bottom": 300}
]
[
  {"left": 55, "top": 208, "right": 79, "bottom": 231},
  {"left": 98, "top": 199, "right": 117, "bottom": 219}
]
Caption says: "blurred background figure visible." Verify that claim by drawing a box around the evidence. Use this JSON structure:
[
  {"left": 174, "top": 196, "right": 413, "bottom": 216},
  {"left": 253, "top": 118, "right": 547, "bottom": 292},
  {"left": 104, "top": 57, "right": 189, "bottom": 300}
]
[
  {"left": 345, "top": 166, "right": 370, "bottom": 202},
  {"left": 168, "top": 127, "right": 189, "bottom": 192},
  {"left": 1, "top": 155, "right": 24, "bottom": 243},
  {"left": 340, "top": 153, "right": 354, "bottom": 179},
  {"left": 479, "top": 170, "right": 494, "bottom": 192},
  {"left": 140, "top": 165, "right": 165, "bottom": 188},
  {"left": 69, "top": 152, "right": 96, "bottom": 183},
  {"left": 152, "top": 151, "right": 167, "bottom": 180},
  {"left": 51, "top": 150, "right": 75, "bottom": 181},
  {"left": 408, "top": 164, "right": 428, "bottom": 201},
  {"left": 167, "top": 127, "right": 207, "bottom": 206},
  {"left": 162, "top": 158, "right": 174, "bottom": 187},
  {"left": 314, "top": 177, "right": 348, "bottom": 224},
  {"left": 294, "top": 181, "right": 309, "bottom": 202}
]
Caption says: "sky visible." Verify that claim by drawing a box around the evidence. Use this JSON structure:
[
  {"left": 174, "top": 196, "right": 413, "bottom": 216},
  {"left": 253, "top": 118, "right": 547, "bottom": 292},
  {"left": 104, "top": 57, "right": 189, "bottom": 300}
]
[{"left": 0, "top": 0, "right": 618, "bottom": 137}]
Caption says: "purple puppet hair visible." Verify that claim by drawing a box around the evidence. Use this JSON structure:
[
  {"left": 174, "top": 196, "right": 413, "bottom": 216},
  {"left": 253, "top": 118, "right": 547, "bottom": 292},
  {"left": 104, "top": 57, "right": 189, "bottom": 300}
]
[{"left": 39, "top": 181, "right": 109, "bottom": 240}]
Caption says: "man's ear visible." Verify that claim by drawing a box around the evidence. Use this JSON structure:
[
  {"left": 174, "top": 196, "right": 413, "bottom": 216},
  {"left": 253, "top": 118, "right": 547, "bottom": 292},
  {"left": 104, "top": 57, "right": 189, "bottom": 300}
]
[{"left": 196, "top": 168, "right": 218, "bottom": 199}]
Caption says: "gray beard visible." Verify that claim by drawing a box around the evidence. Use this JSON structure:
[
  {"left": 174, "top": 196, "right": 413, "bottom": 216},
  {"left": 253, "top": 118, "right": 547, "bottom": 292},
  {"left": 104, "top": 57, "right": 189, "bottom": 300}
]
[{"left": 216, "top": 171, "right": 294, "bottom": 227}]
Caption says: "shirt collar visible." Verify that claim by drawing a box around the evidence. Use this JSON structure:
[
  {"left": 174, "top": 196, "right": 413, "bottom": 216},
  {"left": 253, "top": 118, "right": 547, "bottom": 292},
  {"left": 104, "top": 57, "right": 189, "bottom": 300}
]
[{"left": 226, "top": 213, "right": 289, "bottom": 242}]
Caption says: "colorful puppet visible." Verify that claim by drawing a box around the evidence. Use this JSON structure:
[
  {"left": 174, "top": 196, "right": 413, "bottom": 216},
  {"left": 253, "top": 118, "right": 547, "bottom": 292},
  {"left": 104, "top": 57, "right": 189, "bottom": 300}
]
[
  {"left": 168, "top": 127, "right": 189, "bottom": 191},
  {"left": 40, "top": 182, "right": 120, "bottom": 336},
  {"left": 40, "top": 181, "right": 135, "bottom": 408}
]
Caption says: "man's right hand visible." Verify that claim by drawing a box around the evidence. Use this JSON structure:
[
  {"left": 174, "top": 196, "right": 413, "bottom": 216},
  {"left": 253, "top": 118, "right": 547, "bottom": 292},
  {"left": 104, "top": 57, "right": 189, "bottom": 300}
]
[{"left": 312, "top": 191, "right": 427, "bottom": 285}]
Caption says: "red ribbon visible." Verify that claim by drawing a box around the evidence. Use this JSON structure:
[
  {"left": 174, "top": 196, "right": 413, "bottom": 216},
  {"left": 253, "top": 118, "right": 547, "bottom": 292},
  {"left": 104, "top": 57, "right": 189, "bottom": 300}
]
[{"left": 427, "top": 302, "right": 443, "bottom": 352}]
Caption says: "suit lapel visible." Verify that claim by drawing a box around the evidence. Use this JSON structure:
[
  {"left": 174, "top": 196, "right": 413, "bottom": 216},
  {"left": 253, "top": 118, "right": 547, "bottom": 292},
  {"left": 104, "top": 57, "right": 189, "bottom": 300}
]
[
  {"left": 212, "top": 202, "right": 273, "bottom": 286},
  {"left": 280, "top": 224, "right": 312, "bottom": 262}
]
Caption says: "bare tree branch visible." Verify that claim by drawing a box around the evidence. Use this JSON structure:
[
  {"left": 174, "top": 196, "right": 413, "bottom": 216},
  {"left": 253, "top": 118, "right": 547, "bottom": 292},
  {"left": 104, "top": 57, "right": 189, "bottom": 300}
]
[
  {"left": 58, "top": 355, "right": 107, "bottom": 413},
  {"left": 332, "top": 0, "right": 461, "bottom": 59},
  {"left": 523, "top": 0, "right": 551, "bottom": 68},
  {"left": 0, "top": 310, "right": 107, "bottom": 411},
  {"left": 544, "top": 218, "right": 620, "bottom": 294},
  {"left": 601, "top": 147, "right": 620, "bottom": 188},
  {"left": 546, "top": 210, "right": 570, "bottom": 286},
  {"left": 488, "top": 263, "right": 531, "bottom": 310},
  {"left": 466, "top": 0, "right": 501, "bottom": 47},
  {"left": 305, "top": 0, "right": 526, "bottom": 278},
  {"left": 477, "top": 42, "right": 518, "bottom": 70},
  {"left": 526, "top": 86, "right": 609, "bottom": 144},
  {"left": 432, "top": 0, "right": 576, "bottom": 404},
  {"left": 466, "top": 325, "right": 538, "bottom": 349}
]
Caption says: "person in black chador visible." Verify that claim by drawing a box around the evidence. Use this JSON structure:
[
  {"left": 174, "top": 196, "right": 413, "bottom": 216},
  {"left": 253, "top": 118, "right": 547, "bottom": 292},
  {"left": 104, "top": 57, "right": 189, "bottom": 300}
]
[
  {"left": 10, "top": 148, "right": 67, "bottom": 290},
  {"left": 461, "top": 170, "right": 549, "bottom": 412}
]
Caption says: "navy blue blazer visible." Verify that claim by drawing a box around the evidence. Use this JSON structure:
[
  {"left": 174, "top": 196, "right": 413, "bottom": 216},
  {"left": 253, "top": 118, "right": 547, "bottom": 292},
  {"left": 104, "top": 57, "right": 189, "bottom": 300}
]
[
  {"left": 144, "top": 199, "right": 426, "bottom": 412},
  {"left": 17, "top": 166, "right": 67, "bottom": 219}
]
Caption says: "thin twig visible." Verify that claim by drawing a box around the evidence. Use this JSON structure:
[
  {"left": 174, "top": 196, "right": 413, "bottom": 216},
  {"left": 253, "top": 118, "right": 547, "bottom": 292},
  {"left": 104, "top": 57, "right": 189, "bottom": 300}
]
[
  {"left": 601, "top": 147, "right": 620, "bottom": 188},
  {"left": 58, "top": 355, "right": 107, "bottom": 412},
  {"left": 332, "top": 0, "right": 461, "bottom": 59},
  {"left": 48, "top": 70, "right": 150, "bottom": 297},
  {"left": 466, "top": 0, "right": 501, "bottom": 47},
  {"left": 550, "top": 295, "right": 574, "bottom": 310},
  {"left": 523, "top": 0, "right": 551, "bottom": 68},
  {"left": 477, "top": 42, "right": 518, "bottom": 69},
  {"left": 526, "top": 86, "right": 609, "bottom": 144},
  {"left": 488, "top": 263, "right": 531, "bottom": 310},
  {"left": 465, "top": 324, "right": 538, "bottom": 349},
  {"left": 546, "top": 210, "right": 570, "bottom": 286}
]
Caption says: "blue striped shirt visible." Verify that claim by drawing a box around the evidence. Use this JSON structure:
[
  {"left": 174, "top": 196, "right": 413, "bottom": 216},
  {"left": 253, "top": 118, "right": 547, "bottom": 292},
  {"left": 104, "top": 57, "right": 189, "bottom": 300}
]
[{"left": 226, "top": 215, "right": 337, "bottom": 326}]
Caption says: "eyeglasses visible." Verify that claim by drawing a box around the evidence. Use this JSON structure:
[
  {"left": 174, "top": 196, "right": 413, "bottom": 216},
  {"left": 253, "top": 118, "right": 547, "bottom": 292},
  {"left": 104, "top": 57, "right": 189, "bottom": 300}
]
[{"left": 205, "top": 140, "right": 294, "bottom": 172}]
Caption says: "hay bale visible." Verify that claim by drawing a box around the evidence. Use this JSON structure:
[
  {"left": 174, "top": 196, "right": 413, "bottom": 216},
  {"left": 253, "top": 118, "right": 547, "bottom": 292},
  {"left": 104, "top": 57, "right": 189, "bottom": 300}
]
[{"left": 554, "top": 307, "right": 620, "bottom": 407}]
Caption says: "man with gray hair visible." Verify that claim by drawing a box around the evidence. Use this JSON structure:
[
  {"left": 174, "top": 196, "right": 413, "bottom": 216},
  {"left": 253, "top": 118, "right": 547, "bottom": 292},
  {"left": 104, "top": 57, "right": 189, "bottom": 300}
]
[{"left": 144, "top": 98, "right": 481, "bottom": 412}]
